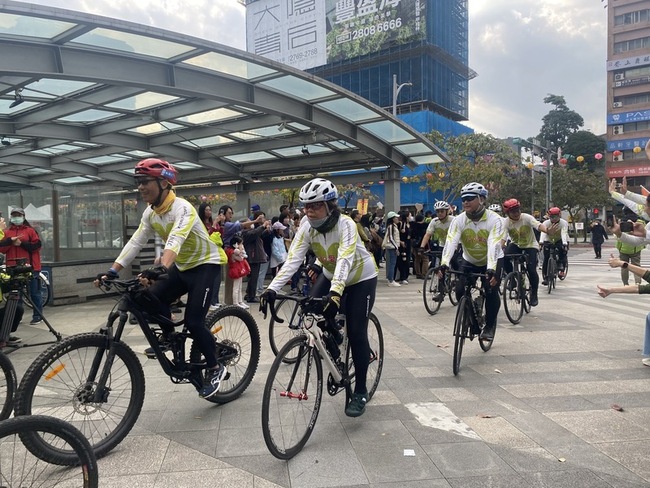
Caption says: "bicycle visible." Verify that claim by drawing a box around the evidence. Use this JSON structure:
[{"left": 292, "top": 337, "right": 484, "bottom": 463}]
[
  {"left": 0, "top": 415, "right": 99, "bottom": 487},
  {"left": 501, "top": 252, "right": 532, "bottom": 325},
  {"left": 422, "top": 251, "right": 458, "bottom": 315},
  {"left": 449, "top": 269, "right": 493, "bottom": 376},
  {"left": 542, "top": 243, "right": 566, "bottom": 293},
  {"left": 260, "top": 293, "right": 384, "bottom": 459},
  {"left": 14, "top": 276, "right": 261, "bottom": 462},
  {"left": 23, "top": 270, "right": 52, "bottom": 309},
  {"left": 0, "top": 351, "right": 16, "bottom": 421}
]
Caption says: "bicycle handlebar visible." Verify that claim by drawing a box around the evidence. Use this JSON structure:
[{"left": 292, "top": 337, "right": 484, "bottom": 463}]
[{"left": 260, "top": 292, "right": 324, "bottom": 324}]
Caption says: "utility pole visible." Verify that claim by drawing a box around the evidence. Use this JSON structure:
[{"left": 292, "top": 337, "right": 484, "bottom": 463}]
[{"left": 392, "top": 74, "right": 412, "bottom": 116}]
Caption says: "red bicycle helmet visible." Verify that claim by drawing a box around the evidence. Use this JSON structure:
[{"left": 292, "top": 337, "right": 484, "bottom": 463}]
[
  {"left": 135, "top": 158, "right": 178, "bottom": 185},
  {"left": 503, "top": 198, "right": 521, "bottom": 212},
  {"left": 548, "top": 207, "right": 561, "bottom": 216}
]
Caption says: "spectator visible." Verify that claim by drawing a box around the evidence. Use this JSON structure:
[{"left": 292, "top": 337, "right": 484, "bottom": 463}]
[
  {"left": 0, "top": 219, "right": 24, "bottom": 346},
  {"left": 396, "top": 210, "right": 412, "bottom": 284},
  {"left": 382, "top": 211, "right": 400, "bottom": 287},
  {"left": 411, "top": 214, "right": 428, "bottom": 279},
  {"left": 591, "top": 219, "right": 608, "bottom": 259},
  {"left": 350, "top": 210, "right": 370, "bottom": 250},
  {"left": 226, "top": 235, "right": 250, "bottom": 309},
  {"left": 242, "top": 210, "right": 270, "bottom": 303},
  {"left": 0, "top": 207, "right": 43, "bottom": 325},
  {"left": 269, "top": 221, "right": 288, "bottom": 274}
]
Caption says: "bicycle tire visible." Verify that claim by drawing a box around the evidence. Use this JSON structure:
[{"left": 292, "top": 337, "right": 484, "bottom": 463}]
[
  {"left": 547, "top": 258, "right": 556, "bottom": 294},
  {"left": 0, "top": 351, "right": 16, "bottom": 420},
  {"left": 0, "top": 415, "right": 99, "bottom": 487},
  {"left": 422, "top": 268, "right": 442, "bottom": 315},
  {"left": 447, "top": 273, "right": 459, "bottom": 306},
  {"left": 452, "top": 296, "right": 470, "bottom": 376},
  {"left": 14, "top": 333, "right": 145, "bottom": 462},
  {"left": 190, "top": 305, "right": 260, "bottom": 404},
  {"left": 261, "top": 335, "right": 323, "bottom": 460},
  {"left": 522, "top": 275, "right": 531, "bottom": 314},
  {"left": 559, "top": 259, "right": 568, "bottom": 280},
  {"left": 268, "top": 298, "right": 304, "bottom": 362},
  {"left": 23, "top": 273, "right": 51, "bottom": 309},
  {"left": 345, "top": 313, "right": 384, "bottom": 401},
  {"left": 502, "top": 272, "right": 523, "bottom": 325}
]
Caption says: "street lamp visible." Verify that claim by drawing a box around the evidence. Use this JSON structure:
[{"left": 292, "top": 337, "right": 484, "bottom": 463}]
[{"left": 392, "top": 74, "right": 412, "bottom": 116}]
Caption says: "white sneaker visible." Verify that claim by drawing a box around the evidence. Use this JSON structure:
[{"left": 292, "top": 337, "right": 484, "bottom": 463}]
[
  {"left": 208, "top": 304, "right": 222, "bottom": 312},
  {"left": 238, "top": 302, "right": 250, "bottom": 309},
  {"left": 387, "top": 281, "right": 401, "bottom": 287},
  {"left": 400, "top": 280, "right": 409, "bottom": 285},
  {"left": 642, "top": 357, "right": 650, "bottom": 367}
]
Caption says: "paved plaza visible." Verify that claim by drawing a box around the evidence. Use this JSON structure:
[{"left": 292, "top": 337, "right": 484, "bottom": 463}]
[{"left": 5, "top": 241, "right": 650, "bottom": 487}]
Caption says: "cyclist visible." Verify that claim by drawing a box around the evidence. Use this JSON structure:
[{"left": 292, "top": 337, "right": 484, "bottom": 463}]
[
  {"left": 488, "top": 203, "right": 503, "bottom": 217},
  {"left": 419, "top": 200, "right": 455, "bottom": 268},
  {"left": 539, "top": 207, "right": 569, "bottom": 284},
  {"left": 95, "top": 158, "right": 226, "bottom": 399},
  {"left": 262, "top": 178, "right": 377, "bottom": 418},
  {"left": 501, "top": 198, "right": 549, "bottom": 307},
  {"left": 439, "top": 182, "right": 505, "bottom": 339}
]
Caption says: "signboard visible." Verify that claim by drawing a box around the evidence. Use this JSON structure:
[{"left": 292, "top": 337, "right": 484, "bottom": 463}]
[
  {"left": 607, "top": 163, "right": 650, "bottom": 178},
  {"left": 607, "top": 54, "right": 650, "bottom": 71},
  {"left": 607, "top": 109, "right": 650, "bottom": 125},
  {"left": 606, "top": 137, "right": 650, "bottom": 152},
  {"left": 246, "top": 0, "right": 426, "bottom": 70}
]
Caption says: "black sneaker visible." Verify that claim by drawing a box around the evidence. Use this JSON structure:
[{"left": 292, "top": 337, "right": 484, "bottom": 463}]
[
  {"left": 345, "top": 392, "right": 368, "bottom": 417},
  {"left": 480, "top": 325, "right": 495, "bottom": 340},
  {"left": 530, "top": 295, "right": 539, "bottom": 307},
  {"left": 541, "top": 279, "right": 548, "bottom": 286},
  {"left": 6, "top": 336, "right": 22, "bottom": 346},
  {"left": 199, "top": 363, "right": 227, "bottom": 399}
]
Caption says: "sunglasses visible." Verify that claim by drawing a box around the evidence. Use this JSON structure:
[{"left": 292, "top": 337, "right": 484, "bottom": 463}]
[
  {"left": 461, "top": 195, "right": 478, "bottom": 202},
  {"left": 304, "top": 201, "right": 325, "bottom": 210},
  {"left": 134, "top": 177, "right": 157, "bottom": 186}
]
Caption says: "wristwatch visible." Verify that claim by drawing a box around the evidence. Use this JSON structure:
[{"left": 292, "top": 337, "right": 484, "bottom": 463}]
[{"left": 622, "top": 262, "right": 629, "bottom": 269}]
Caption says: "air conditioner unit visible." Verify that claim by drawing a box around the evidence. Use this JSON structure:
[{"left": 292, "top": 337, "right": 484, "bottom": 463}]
[
  {"left": 613, "top": 101, "right": 623, "bottom": 108},
  {"left": 614, "top": 154, "right": 625, "bottom": 162},
  {"left": 613, "top": 125, "right": 624, "bottom": 135},
  {"left": 614, "top": 73, "right": 625, "bottom": 81}
]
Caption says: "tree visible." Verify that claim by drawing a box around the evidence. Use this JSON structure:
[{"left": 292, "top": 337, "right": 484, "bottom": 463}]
[
  {"left": 538, "top": 94, "right": 584, "bottom": 149},
  {"left": 551, "top": 167, "right": 610, "bottom": 243},
  {"left": 422, "top": 131, "right": 521, "bottom": 203},
  {"left": 338, "top": 183, "right": 374, "bottom": 212},
  {"left": 562, "top": 130, "right": 606, "bottom": 171}
]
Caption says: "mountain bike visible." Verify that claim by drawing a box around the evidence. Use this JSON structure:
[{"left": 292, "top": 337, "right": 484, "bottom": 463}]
[
  {"left": 260, "top": 293, "right": 384, "bottom": 459},
  {"left": 422, "top": 252, "right": 458, "bottom": 315},
  {"left": 501, "top": 252, "right": 531, "bottom": 324},
  {"left": 449, "top": 270, "right": 493, "bottom": 376},
  {"left": 0, "top": 415, "right": 99, "bottom": 487},
  {"left": 14, "top": 276, "right": 260, "bottom": 462},
  {"left": 22, "top": 271, "right": 52, "bottom": 309}
]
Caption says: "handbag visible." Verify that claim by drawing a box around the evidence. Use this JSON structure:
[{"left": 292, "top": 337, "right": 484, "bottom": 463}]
[{"left": 229, "top": 258, "right": 251, "bottom": 279}]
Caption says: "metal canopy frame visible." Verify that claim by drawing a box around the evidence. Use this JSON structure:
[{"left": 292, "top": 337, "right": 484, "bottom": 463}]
[{"left": 0, "top": 1, "right": 448, "bottom": 193}]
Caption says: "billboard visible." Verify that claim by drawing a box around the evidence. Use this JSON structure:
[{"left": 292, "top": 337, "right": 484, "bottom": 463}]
[{"left": 246, "top": 0, "right": 426, "bottom": 71}]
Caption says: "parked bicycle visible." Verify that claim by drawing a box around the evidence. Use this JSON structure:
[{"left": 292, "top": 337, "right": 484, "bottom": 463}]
[
  {"left": 0, "top": 415, "right": 99, "bottom": 487},
  {"left": 14, "top": 276, "right": 261, "bottom": 461},
  {"left": 422, "top": 251, "right": 458, "bottom": 315},
  {"left": 260, "top": 293, "right": 384, "bottom": 459},
  {"left": 448, "top": 269, "right": 493, "bottom": 376},
  {"left": 501, "top": 252, "right": 532, "bottom": 324}
]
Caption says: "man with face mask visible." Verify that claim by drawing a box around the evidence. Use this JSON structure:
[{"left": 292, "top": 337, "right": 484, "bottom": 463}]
[{"left": 0, "top": 208, "right": 43, "bottom": 327}]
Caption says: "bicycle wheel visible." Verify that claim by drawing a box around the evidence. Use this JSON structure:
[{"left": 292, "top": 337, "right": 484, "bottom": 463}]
[
  {"left": 0, "top": 351, "right": 16, "bottom": 421},
  {"left": 0, "top": 415, "right": 98, "bottom": 487},
  {"left": 502, "top": 272, "right": 523, "bottom": 325},
  {"left": 559, "top": 258, "right": 568, "bottom": 280},
  {"left": 547, "top": 258, "right": 556, "bottom": 294},
  {"left": 190, "top": 305, "right": 260, "bottom": 404},
  {"left": 452, "top": 297, "right": 470, "bottom": 376},
  {"left": 14, "top": 333, "right": 145, "bottom": 462},
  {"left": 269, "top": 298, "right": 304, "bottom": 362},
  {"left": 261, "top": 335, "right": 323, "bottom": 460},
  {"left": 522, "top": 274, "right": 531, "bottom": 314},
  {"left": 447, "top": 273, "right": 459, "bottom": 306},
  {"left": 345, "top": 313, "right": 384, "bottom": 401},
  {"left": 24, "top": 274, "right": 51, "bottom": 309},
  {"left": 422, "top": 268, "right": 442, "bottom": 315}
]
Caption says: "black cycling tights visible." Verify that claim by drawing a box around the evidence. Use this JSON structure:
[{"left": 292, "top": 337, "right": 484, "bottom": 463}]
[
  {"left": 311, "top": 275, "right": 377, "bottom": 395},
  {"left": 150, "top": 263, "right": 219, "bottom": 367}
]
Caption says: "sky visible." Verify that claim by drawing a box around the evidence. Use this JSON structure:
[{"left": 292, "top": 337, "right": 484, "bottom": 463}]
[{"left": 23, "top": 0, "right": 608, "bottom": 140}]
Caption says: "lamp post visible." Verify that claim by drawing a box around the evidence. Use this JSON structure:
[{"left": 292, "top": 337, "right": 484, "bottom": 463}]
[{"left": 392, "top": 74, "right": 412, "bottom": 116}]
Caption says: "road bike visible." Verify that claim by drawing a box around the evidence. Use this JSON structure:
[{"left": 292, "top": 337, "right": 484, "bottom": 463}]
[
  {"left": 501, "top": 252, "right": 532, "bottom": 325},
  {"left": 542, "top": 243, "right": 567, "bottom": 294},
  {"left": 449, "top": 270, "right": 493, "bottom": 376},
  {"left": 260, "top": 293, "right": 384, "bottom": 459},
  {"left": 14, "top": 276, "right": 260, "bottom": 462},
  {"left": 0, "top": 415, "right": 99, "bottom": 487},
  {"left": 422, "top": 251, "right": 458, "bottom": 315}
]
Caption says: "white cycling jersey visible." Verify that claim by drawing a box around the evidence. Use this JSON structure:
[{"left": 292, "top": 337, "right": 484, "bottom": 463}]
[
  {"left": 504, "top": 213, "right": 542, "bottom": 249},
  {"left": 441, "top": 209, "right": 505, "bottom": 269},
  {"left": 539, "top": 218, "right": 569, "bottom": 245},
  {"left": 268, "top": 214, "right": 377, "bottom": 296},
  {"left": 424, "top": 216, "right": 455, "bottom": 246}
]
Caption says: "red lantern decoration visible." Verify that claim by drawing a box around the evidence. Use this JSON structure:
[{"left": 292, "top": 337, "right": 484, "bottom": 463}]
[
  {"left": 559, "top": 158, "right": 567, "bottom": 165},
  {"left": 613, "top": 150, "right": 622, "bottom": 157},
  {"left": 426, "top": 172, "right": 433, "bottom": 180},
  {"left": 594, "top": 153, "right": 603, "bottom": 160}
]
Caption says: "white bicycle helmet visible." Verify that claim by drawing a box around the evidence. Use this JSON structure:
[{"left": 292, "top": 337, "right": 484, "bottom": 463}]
[
  {"left": 460, "top": 182, "right": 488, "bottom": 198},
  {"left": 299, "top": 178, "right": 338, "bottom": 204},
  {"left": 433, "top": 200, "right": 451, "bottom": 211},
  {"left": 488, "top": 204, "right": 502, "bottom": 212}
]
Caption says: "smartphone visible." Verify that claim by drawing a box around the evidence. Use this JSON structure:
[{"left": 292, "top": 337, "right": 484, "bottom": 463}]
[{"left": 620, "top": 221, "right": 634, "bottom": 232}]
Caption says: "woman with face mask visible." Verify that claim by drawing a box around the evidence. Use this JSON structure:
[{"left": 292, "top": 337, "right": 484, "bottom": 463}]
[{"left": 0, "top": 207, "right": 43, "bottom": 328}]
